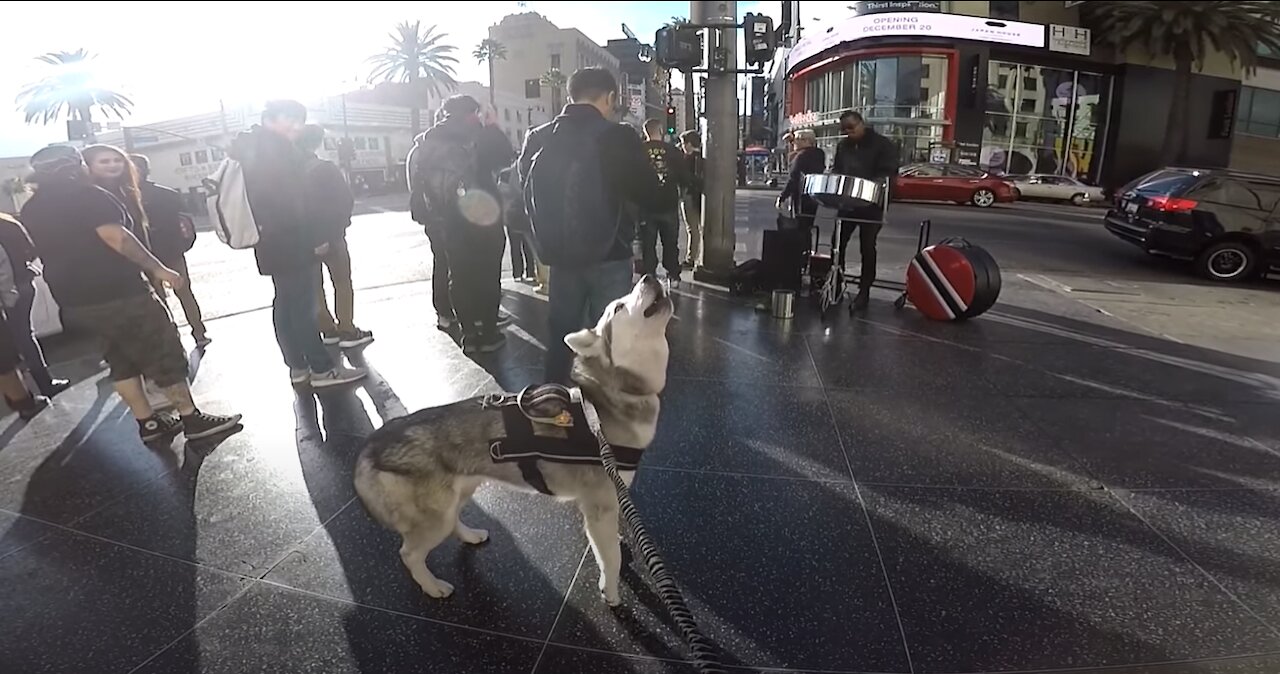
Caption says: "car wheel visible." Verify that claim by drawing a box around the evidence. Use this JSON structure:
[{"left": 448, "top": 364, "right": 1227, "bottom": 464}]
[
  {"left": 971, "top": 189, "right": 996, "bottom": 208},
  {"left": 1195, "top": 240, "right": 1259, "bottom": 282},
  {"left": 1070, "top": 193, "right": 1087, "bottom": 206}
]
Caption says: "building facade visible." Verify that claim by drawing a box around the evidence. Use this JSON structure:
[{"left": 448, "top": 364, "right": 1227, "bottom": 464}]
[
  {"left": 489, "top": 12, "right": 622, "bottom": 118},
  {"left": 781, "top": 0, "right": 1268, "bottom": 188}
]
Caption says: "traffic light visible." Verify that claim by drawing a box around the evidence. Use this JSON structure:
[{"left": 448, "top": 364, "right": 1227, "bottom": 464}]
[
  {"left": 655, "top": 24, "right": 701, "bottom": 69},
  {"left": 743, "top": 13, "right": 777, "bottom": 66},
  {"left": 665, "top": 106, "right": 677, "bottom": 135}
]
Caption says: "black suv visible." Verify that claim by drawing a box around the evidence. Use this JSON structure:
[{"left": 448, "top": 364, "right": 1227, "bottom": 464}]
[{"left": 1105, "top": 167, "right": 1280, "bottom": 282}]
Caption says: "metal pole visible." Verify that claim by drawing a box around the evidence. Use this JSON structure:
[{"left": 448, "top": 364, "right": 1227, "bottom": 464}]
[{"left": 693, "top": 0, "right": 738, "bottom": 283}]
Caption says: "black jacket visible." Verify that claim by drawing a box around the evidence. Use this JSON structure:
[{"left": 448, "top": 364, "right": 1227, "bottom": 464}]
[
  {"left": 301, "top": 154, "right": 354, "bottom": 243},
  {"left": 831, "top": 127, "right": 898, "bottom": 181},
  {"left": 781, "top": 146, "right": 826, "bottom": 217},
  {"left": 230, "top": 125, "right": 317, "bottom": 276},
  {"left": 0, "top": 213, "right": 36, "bottom": 288},
  {"left": 640, "top": 139, "right": 691, "bottom": 214},
  {"left": 138, "top": 179, "right": 189, "bottom": 260},
  {"left": 518, "top": 104, "right": 663, "bottom": 263},
  {"left": 407, "top": 118, "right": 513, "bottom": 228}
]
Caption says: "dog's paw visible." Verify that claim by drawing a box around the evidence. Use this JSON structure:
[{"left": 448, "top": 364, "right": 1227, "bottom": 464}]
[
  {"left": 599, "top": 579, "right": 622, "bottom": 607},
  {"left": 457, "top": 526, "right": 489, "bottom": 545},
  {"left": 421, "top": 579, "right": 455, "bottom": 599}
]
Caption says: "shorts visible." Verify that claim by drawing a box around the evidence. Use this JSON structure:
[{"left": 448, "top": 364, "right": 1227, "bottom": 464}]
[{"left": 63, "top": 292, "right": 189, "bottom": 387}]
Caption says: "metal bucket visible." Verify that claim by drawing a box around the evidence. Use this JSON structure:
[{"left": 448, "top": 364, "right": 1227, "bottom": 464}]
[{"left": 771, "top": 289, "right": 795, "bottom": 319}]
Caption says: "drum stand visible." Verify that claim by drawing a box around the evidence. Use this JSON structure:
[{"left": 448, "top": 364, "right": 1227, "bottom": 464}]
[{"left": 811, "top": 182, "right": 895, "bottom": 320}]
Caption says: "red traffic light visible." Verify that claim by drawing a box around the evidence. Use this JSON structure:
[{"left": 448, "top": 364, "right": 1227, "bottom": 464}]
[{"left": 666, "top": 106, "right": 676, "bottom": 115}]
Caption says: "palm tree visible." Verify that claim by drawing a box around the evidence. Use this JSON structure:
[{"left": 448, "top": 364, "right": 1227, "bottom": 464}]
[
  {"left": 367, "top": 21, "right": 459, "bottom": 135},
  {"left": 1081, "top": 1, "right": 1280, "bottom": 165},
  {"left": 540, "top": 68, "right": 568, "bottom": 114},
  {"left": 473, "top": 38, "right": 507, "bottom": 110},
  {"left": 16, "top": 49, "right": 133, "bottom": 142}
]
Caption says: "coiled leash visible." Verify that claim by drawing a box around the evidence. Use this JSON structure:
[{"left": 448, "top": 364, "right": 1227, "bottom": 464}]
[{"left": 579, "top": 395, "right": 728, "bottom": 674}]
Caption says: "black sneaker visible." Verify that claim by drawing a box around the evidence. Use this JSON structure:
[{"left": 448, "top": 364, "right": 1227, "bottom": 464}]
[
  {"left": 851, "top": 289, "right": 871, "bottom": 311},
  {"left": 140, "top": 413, "right": 183, "bottom": 442},
  {"left": 42, "top": 379, "right": 71, "bottom": 398},
  {"left": 463, "top": 332, "right": 506, "bottom": 354},
  {"left": 337, "top": 328, "right": 375, "bottom": 349},
  {"left": 495, "top": 312, "right": 514, "bottom": 329},
  {"left": 181, "top": 410, "right": 243, "bottom": 440},
  {"left": 321, "top": 331, "right": 341, "bottom": 346}
]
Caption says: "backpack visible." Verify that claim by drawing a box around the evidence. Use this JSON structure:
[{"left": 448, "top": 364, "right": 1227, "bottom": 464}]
[
  {"left": 202, "top": 158, "right": 260, "bottom": 249},
  {"left": 524, "top": 119, "right": 616, "bottom": 267},
  {"left": 407, "top": 125, "right": 478, "bottom": 227}
]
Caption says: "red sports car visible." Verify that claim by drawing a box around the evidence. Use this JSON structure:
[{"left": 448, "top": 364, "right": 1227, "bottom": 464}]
[{"left": 892, "top": 163, "right": 1019, "bottom": 208}]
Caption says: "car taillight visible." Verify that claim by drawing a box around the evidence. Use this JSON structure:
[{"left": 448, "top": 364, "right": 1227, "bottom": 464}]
[{"left": 1146, "top": 195, "right": 1198, "bottom": 212}]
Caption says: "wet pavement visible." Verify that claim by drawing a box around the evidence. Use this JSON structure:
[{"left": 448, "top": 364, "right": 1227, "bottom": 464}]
[{"left": 2, "top": 198, "right": 1280, "bottom": 673}]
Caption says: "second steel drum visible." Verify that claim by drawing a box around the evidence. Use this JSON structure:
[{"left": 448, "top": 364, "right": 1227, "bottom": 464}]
[{"left": 803, "top": 173, "right": 885, "bottom": 210}]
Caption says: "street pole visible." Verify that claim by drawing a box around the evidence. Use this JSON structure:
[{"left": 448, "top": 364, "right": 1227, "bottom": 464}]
[{"left": 693, "top": 0, "right": 737, "bottom": 283}]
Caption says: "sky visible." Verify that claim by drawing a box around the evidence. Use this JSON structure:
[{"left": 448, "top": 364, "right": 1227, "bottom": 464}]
[{"left": 0, "top": 0, "right": 823, "bottom": 157}]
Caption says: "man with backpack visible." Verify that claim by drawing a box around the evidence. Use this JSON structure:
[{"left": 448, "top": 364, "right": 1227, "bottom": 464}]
[
  {"left": 229, "top": 100, "right": 366, "bottom": 388},
  {"left": 519, "top": 67, "right": 663, "bottom": 383},
  {"left": 131, "top": 154, "right": 208, "bottom": 348},
  {"left": 296, "top": 125, "right": 373, "bottom": 350},
  {"left": 407, "top": 95, "right": 513, "bottom": 354}
]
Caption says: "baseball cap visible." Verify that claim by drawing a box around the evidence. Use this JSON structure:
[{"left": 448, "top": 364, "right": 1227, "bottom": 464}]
[{"left": 29, "top": 145, "right": 84, "bottom": 175}]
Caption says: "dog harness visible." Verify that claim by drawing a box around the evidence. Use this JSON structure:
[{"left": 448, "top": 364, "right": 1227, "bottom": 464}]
[{"left": 483, "top": 384, "right": 642, "bottom": 496}]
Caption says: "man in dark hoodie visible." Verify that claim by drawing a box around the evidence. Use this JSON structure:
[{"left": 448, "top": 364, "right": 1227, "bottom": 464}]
[
  {"left": 232, "top": 100, "right": 365, "bottom": 388},
  {"left": 519, "top": 67, "right": 663, "bottom": 383},
  {"left": 296, "top": 124, "right": 372, "bottom": 350},
  {"left": 408, "top": 95, "right": 513, "bottom": 354},
  {"left": 830, "top": 110, "right": 898, "bottom": 310},
  {"left": 639, "top": 118, "right": 691, "bottom": 284}
]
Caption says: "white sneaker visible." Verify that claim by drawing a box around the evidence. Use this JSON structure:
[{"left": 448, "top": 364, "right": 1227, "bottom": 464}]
[
  {"left": 289, "top": 368, "right": 310, "bottom": 385},
  {"left": 310, "top": 366, "right": 368, "bottom": 389}
]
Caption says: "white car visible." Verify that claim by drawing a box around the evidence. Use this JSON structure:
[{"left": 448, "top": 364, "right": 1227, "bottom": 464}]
[{"left": 1008, "top": 174, "right": 1106, "bottom": 206}]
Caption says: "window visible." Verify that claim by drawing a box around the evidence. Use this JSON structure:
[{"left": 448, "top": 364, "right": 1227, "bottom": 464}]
[
  {"left": 354, "top": 137, "right": 368, "bottom": 150},
  {"left": 550, "top": 53, "right": 561, "bottom": 68},
  {"left": 516, "top": 110, "right": 522, "bottom": 123},
  {"left": 1237, "top": 86, "right": 1280, "bottom": 138},
  {"left": 945, "top": 165, "right": 986, "bottom": 177},
  {"left": 368, "top": 137, "right": 380, "bottom": 150},
  {"left": 194, "top": 150, "right": 209, "bottom": 164},
  {"left": 920, "top": 63, "right": 930, "bottom": 79},
  {"left": 907, "top": 165, "right": 945, "bottom": 177},
  {"left": 211, "top": 147, "right": 225, "bottom": 160},
  {"left": 990, "top": 0, "right": 1020, "bottom": 19},
  {"left": 179, "top": 152, "right": 193, "bottom": 167}
]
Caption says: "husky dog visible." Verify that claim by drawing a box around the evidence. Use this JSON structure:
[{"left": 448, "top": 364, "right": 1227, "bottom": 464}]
[{"left": 355, "top": 276, "right": 674, "bottom": 605}]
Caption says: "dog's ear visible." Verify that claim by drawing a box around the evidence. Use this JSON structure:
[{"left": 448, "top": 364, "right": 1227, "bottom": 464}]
[{"left": 565, "top": 329, "right": 606, "bottom": 359}]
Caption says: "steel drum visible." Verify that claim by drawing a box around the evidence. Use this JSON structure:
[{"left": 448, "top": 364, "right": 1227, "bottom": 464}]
[{"left": 803, "top": 173, "right": 885, "bottom": 210}]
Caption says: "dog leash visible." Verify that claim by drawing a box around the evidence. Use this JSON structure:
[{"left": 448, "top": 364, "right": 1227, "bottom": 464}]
[{"left": 578, "top": 392, "right": 727, "bottom": 674}]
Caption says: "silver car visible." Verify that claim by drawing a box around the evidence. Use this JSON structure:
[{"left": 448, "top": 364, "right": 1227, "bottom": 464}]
[{"left": 1008, "top": 174, "right": 1106, "bottom": 206}]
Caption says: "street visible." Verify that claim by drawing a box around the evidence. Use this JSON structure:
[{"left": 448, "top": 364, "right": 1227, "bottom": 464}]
[{"left": 6, "top": 190, "right": 1280, "bottom": 674}]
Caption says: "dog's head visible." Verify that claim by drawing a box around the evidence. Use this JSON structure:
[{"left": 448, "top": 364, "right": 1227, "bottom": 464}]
[{"left": 566, "top": 275, "right": 673, "bottom": 395}]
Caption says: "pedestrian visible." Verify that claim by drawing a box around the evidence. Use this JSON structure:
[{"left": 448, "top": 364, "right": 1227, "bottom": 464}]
[
  {"left": 407, "top": 95, "right": 513, "bottom": 354},
  {"left": 230, "top": 100, "right": 366, "bottom": 388},
  {"left": 0, "top": 212, "right": 69, "bottom": 398},
  {"left": 830, "top": 110, "right": 899, "bottom": 310},
  {"left": 638, "top": 118, "right": 691, "bottom": 285},
  {"left": 295, "top": 125, "right": 374, "bottom": 350},
  {"left": 20, "top": 145, "right": 240, "bottom": 442},
  {"left": 519, "top": 67, "right": 663, "bottom": 383},
  {"left": 777, "top": 129, "right": 826, "bottom": 236},
  {"left": 679, "top": 130, "right": 704, "bottom": 269},
  {"left": 497, "top": 165, "right": 537, "bottom": 282},
  {"left": 0, "top": 308, "right": 48, "bottom": 420},
  {"left": 83, "top": 144, "right": 153, "bottom": 253},
  {"left": 129, "top": 153, "right": 209, "bottom": 348}
]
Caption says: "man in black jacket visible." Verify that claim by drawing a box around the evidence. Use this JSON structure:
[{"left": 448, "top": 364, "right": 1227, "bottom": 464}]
[
  {"left": 131, "top": 154, "right": 208, "bottom": 347},
  {"left": 678, "top": 130, "right": 704, "bottom": 268},
  {"left": 518, "top": 67, "right": 663, "bottom": 383},
  {"left": 296, "top": 125, "right": 372, "bottom": 350},
  {"left": 232, "top": 100, "right": 365, "bottom": 388},
  {"left": 639, "top": 118, "right": 691, "bottom": 284},
  {"left": 830, "top": 110, "right": 899, "bottom": 310}
]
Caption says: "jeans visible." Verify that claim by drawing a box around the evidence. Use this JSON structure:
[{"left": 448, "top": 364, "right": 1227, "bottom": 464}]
[
  {"left": 425, "top": 225, "right": 454, "bottom": 320},
  {"left": 545, "top": 259, "right": 634, "bottom": 383},
  {"left": 680, "top": 194, "right": 702, "bottom": 266},
  {"left": 447, "top": 223, "right": 505, "bottom": 335},
  {"left": 271, "top": 264, "right": 334, "bottom": 373},
  {"left": 507, "top": 228, "right": 537, "bottom": 279},
  {"left": 836, "top": 206, "right": 883, "bottom": 291},
  {"left": 639, "top": 210, "right": 681, "bottom": 279},
  {"left": 317, "top": 237, "right": 356, "bottom": 333},
  {"left": 6, "top": 284, "right": 54, "bottom": 392}
]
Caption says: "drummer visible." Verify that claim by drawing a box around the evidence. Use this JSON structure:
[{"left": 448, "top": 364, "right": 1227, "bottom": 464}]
[
  {"left": 777, "top": 129, "right": 825, "bottom": 235},
  {"left": 830, "top": 110, "right": 898, "bottom": 310}
]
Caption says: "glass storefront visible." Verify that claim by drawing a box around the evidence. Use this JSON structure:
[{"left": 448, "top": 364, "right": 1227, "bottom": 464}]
[
  {"left": 802, "top": 54, "right": 950, "bottom": 165},
  {"left": 981, "top": 60, "right": 1113, "bottom": 183}
]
